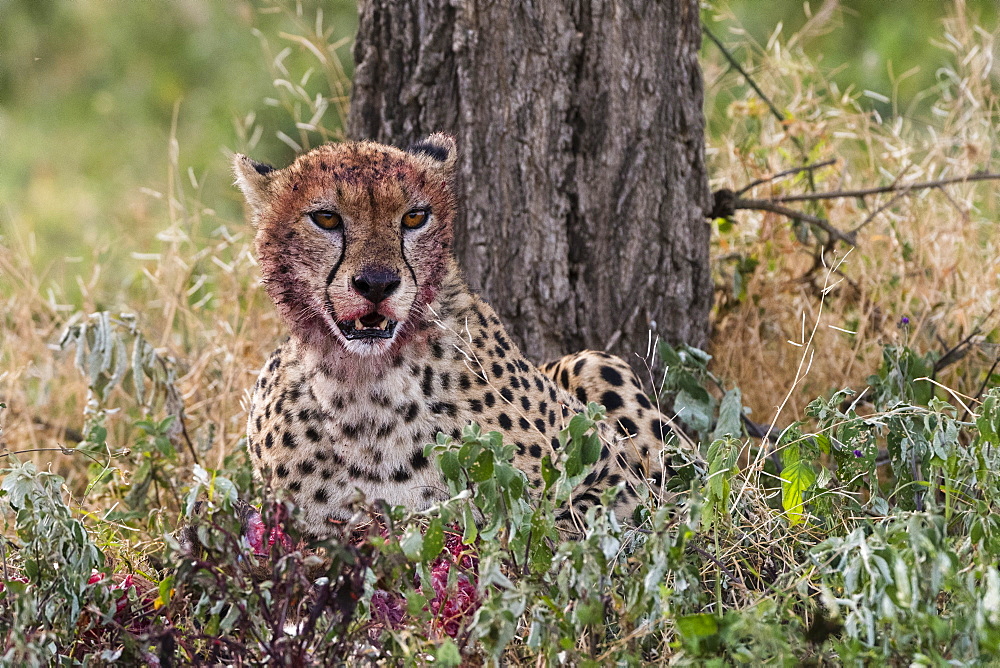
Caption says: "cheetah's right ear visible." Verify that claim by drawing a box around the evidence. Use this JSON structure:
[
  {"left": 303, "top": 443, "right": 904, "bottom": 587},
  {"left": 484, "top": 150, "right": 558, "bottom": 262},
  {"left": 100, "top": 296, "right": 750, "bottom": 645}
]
[
  {"left": 233, "top": 154, "right": 276, "bottom": 223},
  {"left": 407, "top": 133, "right": 457, "bottom": 177}
]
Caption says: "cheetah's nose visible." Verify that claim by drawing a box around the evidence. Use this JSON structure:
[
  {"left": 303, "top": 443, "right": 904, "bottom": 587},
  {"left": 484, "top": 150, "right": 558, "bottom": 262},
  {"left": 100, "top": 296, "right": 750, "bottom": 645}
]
[{"left": 351, "top": 267, "right": 401, "bottom": 304}]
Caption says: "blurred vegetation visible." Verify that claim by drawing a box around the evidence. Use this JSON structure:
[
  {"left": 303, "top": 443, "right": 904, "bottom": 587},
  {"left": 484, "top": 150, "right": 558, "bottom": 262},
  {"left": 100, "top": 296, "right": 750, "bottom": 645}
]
[
  {"left": 0, "top": 0, "right": 357, "bottom": 302},
  {"left": 1, "top": 0, "right": 994, "bottom": 303},
  {"left": 709, "top": 0, "right": 998, "bottom": 122}
]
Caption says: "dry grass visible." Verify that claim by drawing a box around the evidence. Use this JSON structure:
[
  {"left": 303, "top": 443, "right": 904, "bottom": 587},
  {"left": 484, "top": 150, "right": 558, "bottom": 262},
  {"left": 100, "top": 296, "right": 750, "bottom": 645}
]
[
  {"left": 0, "top": 5, "right": 351, "bottom": 500},
  {"left": 704, "top": 6, "right": 1000, "bottom": 422}
]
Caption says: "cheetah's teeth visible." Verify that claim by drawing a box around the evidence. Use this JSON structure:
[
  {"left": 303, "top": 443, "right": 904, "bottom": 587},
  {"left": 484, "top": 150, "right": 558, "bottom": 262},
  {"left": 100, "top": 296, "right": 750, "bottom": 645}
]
[{"left": 354, "top": 317, "right": 389, "bottom": 331}]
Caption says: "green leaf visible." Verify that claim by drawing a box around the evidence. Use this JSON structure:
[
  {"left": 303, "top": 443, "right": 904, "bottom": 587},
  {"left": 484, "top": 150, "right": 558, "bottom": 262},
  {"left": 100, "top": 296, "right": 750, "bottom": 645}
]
[
  {"left": 711, "top": 388, "right": 743, "bottom": 441},
  {"left": 508, "top": 470, "right": 524, "bottom": 499},
  {"left": 439, "top": 451, "right": 461, "bottom": 481},
  {"left": 576, "top": 598, "right": 604, "bottom": 626},
  {"left": 703, "top": 437, "right": 739, "bottom": 527},
  {"left": 158, "top": 575, "right": 174, "bottom": 607},
  {"left": 495, "top": 463, "right": 513, "bottom": 487},
  {"left": 780, "top": 447, "right": 817, "bottom": 525},
  {"left": 676, "top": 613, "right": 719, "bottom": 639},
  {"left": 977, "top": 391, "right": 1000, "bottom": 444},
  {"left": 422, "top": 518, "right": 445, "bottom": 562},
  {"left": 89, "top": 425, "right": 108, "bottom": 445},
  {"left": 565, "top": 448, "right": 583, "bottom": 478},
  {"left": 568, "top": 413, "right": 592, "bottom": 444},
  {"left": 541, "top": 456, "right": 558, "bottom": 489},
  {"left": 529, "top": 511, "right": 553, "bottom": 574},
  {"left": 581, "top": 434, "right": 601, "bottom": 466},
  {"left": 658, "top": 341, "right": 682, "bottom": 368},
  {"left": 405, "top": 590, "right": 429, "bottom": 615},
  {"left": 400, "top": 527, "right": 424, "bottom": 561},
  {"left": 435, "top": 639, "right": 462, "bottom": 667},
  {"left": 462, "top": 505, "right": 478, "bottom": 544},
  {"left": 457, "top": 441, "right": 479, "bottom": 467},
  {"left": 468, "top": 449, "right": 495, "bottom": 482},
  {"left": 675, "top": 387, "right": 715, "bottom": 436}
]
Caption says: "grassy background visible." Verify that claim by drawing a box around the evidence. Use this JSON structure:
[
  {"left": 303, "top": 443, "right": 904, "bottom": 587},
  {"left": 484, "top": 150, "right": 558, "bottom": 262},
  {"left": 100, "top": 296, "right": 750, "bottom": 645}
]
[
  {"left": 1, "top": 0, "right": 998, "bottom": 458},
  {"left": 0, "top": 0, "right": 357, "bottom": 298},
  {"left": 704, "top": 1, "right": 1000, "bottom": 420},
  {"left": 2, "top": 0, "right": 994, "bottom": 285},
  {"left": 715, "top": 0, "right": 998, "bottom": 121}
]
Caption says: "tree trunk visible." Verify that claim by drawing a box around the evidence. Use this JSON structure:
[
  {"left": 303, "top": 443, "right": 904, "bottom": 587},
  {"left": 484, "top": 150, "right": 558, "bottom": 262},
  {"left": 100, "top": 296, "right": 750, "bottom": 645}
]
[{"left": 348, "top": 0, "right": 711, "bottom": 369}]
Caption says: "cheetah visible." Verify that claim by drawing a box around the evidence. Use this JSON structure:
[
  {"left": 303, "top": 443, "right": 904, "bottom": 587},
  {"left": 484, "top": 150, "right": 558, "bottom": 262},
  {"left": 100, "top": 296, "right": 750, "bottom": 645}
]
[{"left": 233, "top": 133, "right": 696, "bottom": 538}]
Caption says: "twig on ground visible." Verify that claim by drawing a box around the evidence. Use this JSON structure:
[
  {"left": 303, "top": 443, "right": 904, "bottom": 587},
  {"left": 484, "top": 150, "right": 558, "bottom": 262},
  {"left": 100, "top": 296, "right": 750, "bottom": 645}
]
[{"left": 691, "top": 545, "right": 747, "bottom": 590}]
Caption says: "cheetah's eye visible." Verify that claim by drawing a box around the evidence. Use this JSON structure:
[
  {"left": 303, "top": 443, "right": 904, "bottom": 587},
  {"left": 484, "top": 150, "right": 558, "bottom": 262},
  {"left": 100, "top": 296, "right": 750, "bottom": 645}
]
[
  {"left": 402, "top": 208, "right": 429, "bottom": 229},
  {"left": 309, "top": 211, "right": 342, "bottom": 230}
]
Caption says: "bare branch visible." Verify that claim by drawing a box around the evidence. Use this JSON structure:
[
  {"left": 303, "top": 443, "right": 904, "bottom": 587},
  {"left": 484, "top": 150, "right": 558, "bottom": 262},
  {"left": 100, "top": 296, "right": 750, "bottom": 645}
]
[
  {"left": 933, "top": 309, "right": 996, "bottom": 376},
  {"left": 849, "top": 189, "right": 911, "bottom": 236},
  {"left": 702, "top": 24, "right": 786, "bottom": 124},
  {"left": 737, "top": 158, "right": 838, "bottom": 196},
  {"left": 735, "top": 198, "right": 857, "bottom": 246},
  {"left": 712, "top": 169, "right": 1000, "bottom": 251},
  {"left": 771, "top": 171, "right": 1000, "bottom": 204}
]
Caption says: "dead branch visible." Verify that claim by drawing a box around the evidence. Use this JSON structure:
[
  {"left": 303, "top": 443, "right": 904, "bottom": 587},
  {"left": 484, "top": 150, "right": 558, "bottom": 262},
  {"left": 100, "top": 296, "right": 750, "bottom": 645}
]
[
  {"left": 711, "top": 170, "right": 1000, "bottom": 250},
  {"left": 770, "top": 171, "right": 1000, "bottom": 204},
  {"left": 702, "top": 24, "right": 786, "bottom": 124},
  {"left": 736, "top": 158, "right": 838, "bottom": 196},
  {"left": 710, "top": 189, "right": 856, "bottom": 246}
]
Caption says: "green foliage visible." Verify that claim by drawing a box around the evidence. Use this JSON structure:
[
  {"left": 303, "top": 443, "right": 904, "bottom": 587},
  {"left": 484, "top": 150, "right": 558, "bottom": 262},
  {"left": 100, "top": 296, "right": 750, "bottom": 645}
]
[
  {"left": 660, "top": 343, "right": 723, "bottom": 441},
  {"left": 778, "top": 439, "right": 817, "bottom": 526},
  {"left": 8, "top": 330, "right": 1000, "bottom": 663},
  {"left": 0, "top": 461, "right": 133, "bottom": 665},
  {"left": 703, "top": 436, "right": 740, "bottom": 528},
  {"left": 58, "top": 312, "right": 200, "bottom": 520}
]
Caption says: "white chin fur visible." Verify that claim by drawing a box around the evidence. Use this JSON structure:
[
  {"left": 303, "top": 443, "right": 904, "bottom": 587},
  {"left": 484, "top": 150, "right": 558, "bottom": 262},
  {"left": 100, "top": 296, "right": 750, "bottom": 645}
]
[{"left": 342, "top": 335, "right": 395, "bottom": 357}]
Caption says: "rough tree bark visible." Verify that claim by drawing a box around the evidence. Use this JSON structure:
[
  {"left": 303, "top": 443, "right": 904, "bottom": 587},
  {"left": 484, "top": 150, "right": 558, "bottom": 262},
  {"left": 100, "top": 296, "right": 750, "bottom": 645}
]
[{"left": 348, "top": 0, "right": 711, "bottom": 370}]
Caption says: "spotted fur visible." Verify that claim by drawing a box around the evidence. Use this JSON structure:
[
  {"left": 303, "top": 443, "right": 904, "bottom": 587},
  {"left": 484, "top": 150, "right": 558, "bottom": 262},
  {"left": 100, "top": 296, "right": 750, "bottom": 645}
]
[{"left": 234, "top": 135, "right": 696, "bottom": 538}]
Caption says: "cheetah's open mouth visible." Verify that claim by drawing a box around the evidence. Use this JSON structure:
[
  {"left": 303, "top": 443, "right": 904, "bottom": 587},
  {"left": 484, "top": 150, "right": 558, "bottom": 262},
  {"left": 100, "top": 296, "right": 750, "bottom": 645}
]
[{"left": 337, "top": 312, "right": 398, "bottom": 340}]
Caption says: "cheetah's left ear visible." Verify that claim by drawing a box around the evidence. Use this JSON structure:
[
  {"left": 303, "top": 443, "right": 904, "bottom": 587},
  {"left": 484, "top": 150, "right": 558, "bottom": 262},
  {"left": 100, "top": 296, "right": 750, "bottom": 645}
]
[
  {"left": 232, "top": 153, "right": 277, "bottom": 224},
  {"left": 407, "top": 133, "right": 457, "bottom": 177}
]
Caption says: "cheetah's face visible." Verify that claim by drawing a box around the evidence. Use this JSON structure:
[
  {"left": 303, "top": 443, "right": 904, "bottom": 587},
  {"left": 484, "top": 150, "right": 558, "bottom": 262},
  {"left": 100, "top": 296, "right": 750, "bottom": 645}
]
[{"left": 233, "top": 134, "right": 458, "bottom": 357}]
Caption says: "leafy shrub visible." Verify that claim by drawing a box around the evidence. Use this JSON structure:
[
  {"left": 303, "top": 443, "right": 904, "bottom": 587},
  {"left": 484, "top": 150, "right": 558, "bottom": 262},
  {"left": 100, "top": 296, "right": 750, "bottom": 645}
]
[{"left": 4, "top": 336, "right": 1000, "bottom": 664}]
